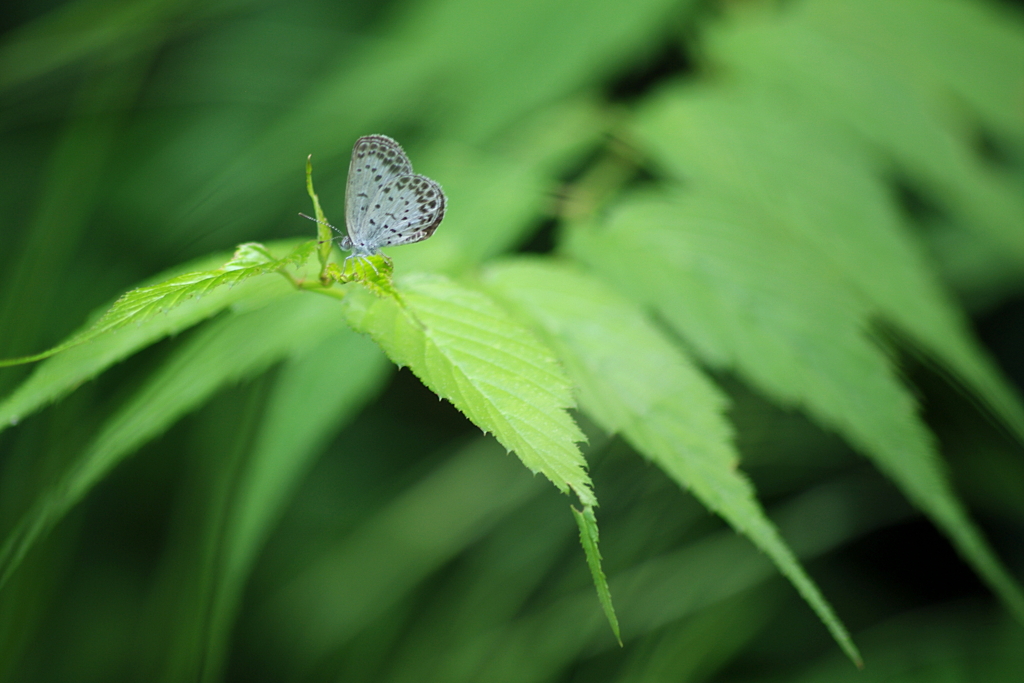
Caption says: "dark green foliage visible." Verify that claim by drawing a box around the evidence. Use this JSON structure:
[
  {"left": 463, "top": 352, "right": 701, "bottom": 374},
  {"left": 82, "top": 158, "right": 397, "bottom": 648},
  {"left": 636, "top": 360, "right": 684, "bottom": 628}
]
[{"left": 1, "top": 0, "right": 1022, "bottom": 681}]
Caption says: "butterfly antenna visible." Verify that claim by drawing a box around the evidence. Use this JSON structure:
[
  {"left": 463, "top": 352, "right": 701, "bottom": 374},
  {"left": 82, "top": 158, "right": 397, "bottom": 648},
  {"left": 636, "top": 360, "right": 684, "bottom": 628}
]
[{"left": 299, "top": 212, "right": 346, "bottom": 240}]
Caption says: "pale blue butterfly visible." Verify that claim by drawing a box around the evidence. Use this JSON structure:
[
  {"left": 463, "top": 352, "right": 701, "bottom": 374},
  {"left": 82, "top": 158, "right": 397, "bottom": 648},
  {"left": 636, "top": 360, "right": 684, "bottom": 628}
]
[{"left": 308, "top": 135, "right": 446, "bottom": 259}]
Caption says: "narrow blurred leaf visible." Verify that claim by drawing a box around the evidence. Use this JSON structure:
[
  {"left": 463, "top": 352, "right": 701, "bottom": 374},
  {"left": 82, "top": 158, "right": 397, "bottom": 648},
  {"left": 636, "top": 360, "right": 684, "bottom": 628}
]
[
  {"left": 612, "top": 593, "right": 773, "bottom": 683},
  {"left": 778, "top": 606, "right": 1024, "bottom": 683},
  {"left": 0, "top": 59, "right": 147, "bottom": 369},
  {"left": 396, "top": 0, "right": 692, "bottom": 142},
  {"left": 157, "top": 328, "right": 389, "bottom": 683},
  {"left": 0, "top": 0, "right": 185, "bottom": 92},
  {"left": 0, "top": 291, "right": 346, "bottom": 591},
  {"left": 487, "top": 259, "right": 859, "bottom": 664},
  {"left": 460, "top": 476, "right": 909, "bottom": 683},
  {"left": 342, "top": 273, "right": 595, "bottom": 506},
  {"left": 263, "top": 437, "right": 547, "bottom": 670},
  {"left": 381, "top": 485, "right": 580, "bottom": 683}
]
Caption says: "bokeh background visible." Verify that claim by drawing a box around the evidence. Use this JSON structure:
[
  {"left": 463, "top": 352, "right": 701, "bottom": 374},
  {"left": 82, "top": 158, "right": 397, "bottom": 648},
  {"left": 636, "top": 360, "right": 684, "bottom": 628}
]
[{"left": 1, "top": 0, "right": 1023, "bottom": 681}]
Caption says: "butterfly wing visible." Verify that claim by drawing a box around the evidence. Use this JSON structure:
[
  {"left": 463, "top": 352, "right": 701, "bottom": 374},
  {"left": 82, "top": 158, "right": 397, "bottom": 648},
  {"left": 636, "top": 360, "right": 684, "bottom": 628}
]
[
  {"left": 345, "top": 135, "right": 413, "bottom": 246},
  {"left": 357, "top": 173, "right": 446, "bottom": 252}
]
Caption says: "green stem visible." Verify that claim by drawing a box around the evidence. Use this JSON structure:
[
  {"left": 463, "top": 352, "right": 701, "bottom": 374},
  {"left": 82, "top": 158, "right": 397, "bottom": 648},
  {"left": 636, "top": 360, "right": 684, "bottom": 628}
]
[{"left": 305, "top": 155, "right": 333, "bottom": 280}]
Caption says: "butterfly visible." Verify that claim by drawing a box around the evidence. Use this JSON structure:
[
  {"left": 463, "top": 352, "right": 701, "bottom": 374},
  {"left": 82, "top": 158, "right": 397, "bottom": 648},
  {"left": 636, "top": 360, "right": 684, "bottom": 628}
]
[{"left": 308, "top": 135, "right": 446, "bottom": 259}]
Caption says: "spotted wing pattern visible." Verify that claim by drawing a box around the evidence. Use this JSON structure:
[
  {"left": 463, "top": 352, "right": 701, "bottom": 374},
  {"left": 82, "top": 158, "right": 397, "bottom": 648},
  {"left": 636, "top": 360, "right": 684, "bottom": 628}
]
[
  {"left": 345, "top": 135, "right": 413, "bottom": 243},
  {"left": 344, "top": 135, "right": 445, "bottom": 256},
  {"left": 353, "top": 174, "right": 446, "bottom": 254}
]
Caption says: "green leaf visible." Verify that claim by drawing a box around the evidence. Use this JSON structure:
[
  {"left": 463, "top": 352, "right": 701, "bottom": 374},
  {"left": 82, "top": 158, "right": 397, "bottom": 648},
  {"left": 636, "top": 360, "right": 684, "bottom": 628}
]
[
  {"left": 341, "top": 273, "right": 595, "bottom": 506},
  {"left": 0, "top": 291, "right": 348, "bottom": 591},
  {"left": 702, "top": 9, "right": 1024, "bottom": 441},
  {"left": 801, "top": 0, "right": 1024, "bottom": 150},
  {"left": 630, "top": 84, "right": 1024, "bottom": 444},
  {"left": 0, "top": 240, "right": 313, "bottom": 434},
  {"left": 567, "top": 191, "right": 1024, "bottom": 623},
  {"left": 702, "top": 6, "right": 1024, "bottom": 267},
  {"left": 0, "top": 240, "right": 316, "bottom": 369},
  {"left": 572, "top": 505, "right": 621, "bottom": 646},
  {"left": 486, "top": 259, "right": 859, "bottom": 665}
]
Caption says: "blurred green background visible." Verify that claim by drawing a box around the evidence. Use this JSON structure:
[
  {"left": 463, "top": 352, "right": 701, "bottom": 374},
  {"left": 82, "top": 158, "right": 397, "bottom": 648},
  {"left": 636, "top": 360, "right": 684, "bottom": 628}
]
[{"left": 1, "top": 0, "right": 1023, "bottom": 681}]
